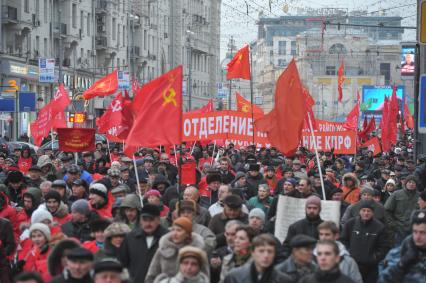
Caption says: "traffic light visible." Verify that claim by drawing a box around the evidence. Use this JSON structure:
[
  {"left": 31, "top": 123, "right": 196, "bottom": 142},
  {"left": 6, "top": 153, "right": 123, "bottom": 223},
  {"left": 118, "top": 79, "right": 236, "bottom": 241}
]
[
  {"left": 420, "top": 0, "right": 426, "bottom": 44},
  {"left": 68, "top": 112, "right": 86, "bottom": 123}
]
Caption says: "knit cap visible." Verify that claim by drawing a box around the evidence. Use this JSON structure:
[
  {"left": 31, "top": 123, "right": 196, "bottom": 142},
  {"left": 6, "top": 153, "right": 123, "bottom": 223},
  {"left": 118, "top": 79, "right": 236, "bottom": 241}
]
[
  {"left": 71, "top": 199, "right": 91, "bottom": 215},
  {"left": 173, "top": 217, "right": 193, "bottom": 235},
  {"left": 249, "top": 208, "right": 265, "bottom": 223},
  {"left": 89, "top": 183, "right": 108, "bottom": 200},
  {"left": 31, "top": 208, "right": 53, "bottom": 224},
  {"left": 29, "top": 223, "right": 51, "bottom": 241},
  {"left": 305, "top": 195, "right": 321, "bottom": 209}
]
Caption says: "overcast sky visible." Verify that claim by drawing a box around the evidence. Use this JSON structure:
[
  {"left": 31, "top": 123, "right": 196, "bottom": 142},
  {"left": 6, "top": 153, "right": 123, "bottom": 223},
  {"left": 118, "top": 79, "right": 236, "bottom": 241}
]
[{"left": 220, "top": 0, "right": 417, "bottom": 59}]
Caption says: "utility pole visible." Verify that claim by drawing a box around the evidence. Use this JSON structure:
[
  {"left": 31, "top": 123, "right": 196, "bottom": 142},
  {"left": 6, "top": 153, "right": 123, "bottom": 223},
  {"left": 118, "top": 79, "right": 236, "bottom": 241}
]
[
  {"left": 58, "top": 8, "right": 63, "bottom": 84},
  {"left": 187, "top": 30, "right": 194, "bottom": 110},
  {"left": 228, "top": 36, "right": 234, "bottom": 109}
]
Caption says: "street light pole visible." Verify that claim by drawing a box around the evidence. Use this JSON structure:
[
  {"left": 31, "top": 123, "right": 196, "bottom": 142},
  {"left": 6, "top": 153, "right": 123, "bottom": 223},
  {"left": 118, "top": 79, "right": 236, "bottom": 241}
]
[{"left": 187, "top": 30, "right": 194, "bottom": 110}]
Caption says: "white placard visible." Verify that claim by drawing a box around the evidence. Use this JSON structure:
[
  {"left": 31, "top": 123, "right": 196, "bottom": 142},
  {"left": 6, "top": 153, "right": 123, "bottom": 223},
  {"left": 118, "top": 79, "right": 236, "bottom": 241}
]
[
  {"left": 39, "top": 58, "right": 55, "bottom": 83},
  {"left": 118, "top": 71, "right": 130, "bottom": 90},
  {"left": 274, "top": 196, "right": 341, "bottom": 243}
]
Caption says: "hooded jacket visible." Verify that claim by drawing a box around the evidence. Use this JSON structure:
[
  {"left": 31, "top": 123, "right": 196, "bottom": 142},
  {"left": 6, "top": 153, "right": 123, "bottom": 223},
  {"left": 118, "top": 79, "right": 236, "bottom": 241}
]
[
  {"left": 341, "top": 173, "right": 361, "bottom": 205},
  {"left": 145, "top": 232, "right": 207, "bottom": 283},
  {"left": 0, "top": 191, "right": 18, "bottom": 237},
  {"left": 47, "top": 239, "right": 81, "bottom": 277},
  {"left": 50, "top": 202, "right": 72, "bottom": 225},
  {"left": 16, "top": 187, "right": 42, "bottom": 232}
]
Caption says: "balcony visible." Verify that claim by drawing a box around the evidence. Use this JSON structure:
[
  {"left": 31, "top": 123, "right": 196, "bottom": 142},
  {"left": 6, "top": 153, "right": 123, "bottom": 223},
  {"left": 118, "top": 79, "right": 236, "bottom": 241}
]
[
  {"left": 96, "top": 36, "right": 107, "bottom": 49},
  {"left": 53, "top": 23, "right": 67, "bottom": 37},
  {"left": 96, "top": 0, "right": 107, "bottom": 13},
  {"left": 2, "top": 5, "right": 18, "bottom": 23}
]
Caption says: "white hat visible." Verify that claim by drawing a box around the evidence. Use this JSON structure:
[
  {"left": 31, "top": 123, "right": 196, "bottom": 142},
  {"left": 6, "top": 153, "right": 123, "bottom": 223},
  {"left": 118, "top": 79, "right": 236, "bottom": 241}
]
[{"left": 29, "top": 223, "right": 51, "bottom": 241}]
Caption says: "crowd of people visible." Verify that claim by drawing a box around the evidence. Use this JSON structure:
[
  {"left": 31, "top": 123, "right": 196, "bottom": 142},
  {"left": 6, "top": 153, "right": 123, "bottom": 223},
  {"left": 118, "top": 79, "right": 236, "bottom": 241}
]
[{"left": 0, "top": 141, "right": 425, "bottom": 283}]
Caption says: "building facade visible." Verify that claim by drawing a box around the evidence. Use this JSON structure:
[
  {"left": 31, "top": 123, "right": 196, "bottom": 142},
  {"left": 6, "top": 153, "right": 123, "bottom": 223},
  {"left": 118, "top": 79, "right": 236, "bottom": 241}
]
[{"left": 0, "top": 0, "right": 221, "bottom": 137}]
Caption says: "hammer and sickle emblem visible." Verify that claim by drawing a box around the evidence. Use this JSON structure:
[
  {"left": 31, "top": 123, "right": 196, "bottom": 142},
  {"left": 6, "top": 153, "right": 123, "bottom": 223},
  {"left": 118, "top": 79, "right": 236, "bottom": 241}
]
[
  {"left": 162, "top": 87, "right": 177, "bottom": 107},
  {"left": 111, "top": 100, "right": 122, "bottom": 112},
  {"left": 289, "top": 77, "right": 295, "bottom": 87},
  {"left": 238, "top": 53, "right": 243, "bottom": 62},
  {"left": 242, "top": 104, "right": 250, "bottom": 112}
]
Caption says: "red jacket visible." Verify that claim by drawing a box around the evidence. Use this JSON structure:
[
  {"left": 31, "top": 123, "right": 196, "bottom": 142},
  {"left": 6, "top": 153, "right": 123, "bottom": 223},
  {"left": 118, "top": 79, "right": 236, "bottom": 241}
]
[
  {"left": 90, "top": 192, "right": 114, "bottom": 219},
  {"left": 23, "top": 245, "right": 52, "bottom": 282},
  {"left": 0, "top": 192, "right": 18, "bottom": 238},
  {"left": 18, "top": 157, "right": 33, "bottom": 174},
  {"left": 15, "top": 210, "right": 31, "bottom": 234},
  {"left": 53, "top": 213, "right": 73, "bottom": 225},
  {"left": 82, "top": 240, "right": 101, "bottom": 254}
]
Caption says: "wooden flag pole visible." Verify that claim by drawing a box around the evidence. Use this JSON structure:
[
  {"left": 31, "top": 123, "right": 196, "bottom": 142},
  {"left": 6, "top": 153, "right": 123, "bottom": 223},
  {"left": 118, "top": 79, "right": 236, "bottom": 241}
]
[{"left": 307, "top": 112, "right": 326, "bottom": 200}]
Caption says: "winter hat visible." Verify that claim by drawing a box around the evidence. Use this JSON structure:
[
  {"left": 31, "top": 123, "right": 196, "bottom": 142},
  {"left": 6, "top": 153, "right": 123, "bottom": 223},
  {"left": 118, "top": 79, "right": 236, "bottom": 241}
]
[
  {"left": 120, "top": 194, "right": 142, "bottom": 211},
  {"left": 108, "top": 167, "right": 121, "bottom": 177},
  {"left": 52, "top": 179, "right": 67, "bottom": 189},
  {"left": 141, "top": 204, "right": 161, "bottom": 218},
  {"left": 305, "top": 195, "right": 321, "bottom": 209},
  {"left": 71, "top": 199, "right": 91, "bottom": 216},
  {"left": 110, "top": 161, "right": 122, "bottom": 169},
  {"left": 361, "top": 186, "right": 375, "bottom": 196},
  {"left": 359, "top": 200, "right": 375, "bottom": 212},
  {"left": 248, "top": 163, "right": 260, "bottom": 171},
  {"left": 145, "top": 189, "right": 161, "bottom": 199},
  {"left": 29, "top": 223, "right": 51, "bottom": 241},
  {"left": 31, "top": 208, "right": 53, "bottom": 224},
  {"left": 177, "top": 200, "right": 196, "bottom": 213},
  {"left": 66, "top": 247, "right": 94, "bottom": 262},
  {"left": 37, "top": 155, "right": 52, "bottom": 168},
  {"left": 284, "top": 178, "right": 297, "bottom": 186},
  {"left": 89, "top": 183, "right": 108, "bottom": 200},
  {"left": 249, "top": 208, "right": 265, "bottom": 223},
  {"left": 45, "top": 190, "right": 62, "bottom": 203},
  {"left": 386, "top": 179, "right": 396, "bottom": 186},
  {"left": 104, "top": 222, "right": 131, "bottom": 239},
  {"left": 94, "top": 258, "right": 123, "bottom": 274},
  {"left": 178, "top": 246, "right": 207, "bottom": 265},
  {"left": 173, "top": 217, "right": 193, "bottom": 235},
  {"left": 111, "top": 184, "right": 129, "bottom": 195},
  {"left": 206, "top": 172, "right": 222, "bottom": 184},
  {"left": 89, "top": 219, "right": 111, "bottom": 233},
  {"left": 234, "top": 171, "right": 246, "bottom": 182},
  {"left": 5, "top": 170, "right": 25, "bottom": 184}
]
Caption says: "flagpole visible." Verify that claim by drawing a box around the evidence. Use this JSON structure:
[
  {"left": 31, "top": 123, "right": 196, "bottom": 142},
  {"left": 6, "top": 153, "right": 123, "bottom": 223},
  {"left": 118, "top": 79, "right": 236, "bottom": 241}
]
[
  {"left": 211, "top": 140, "right": 217, "bottom": 165},
  {"left": 132, "top": 155, "right": 144, "bottom": 208},
  {"left": 50, "top": 130, "right": 54, "bottom": 152},
  {"left": 173, "top": 145, "right": 179, "bottom": 167},
  {"left": 190, "top": 141, "right": 196, "bottom": 155},
  {"left": 106, "top": 138, "right": 113, "bottom": 163},
  {"left": 249, "top": 46, "right": 255, "bottom": 145},
  {"left": 307, "top": 112, "right": 326, "bottom": 200}
]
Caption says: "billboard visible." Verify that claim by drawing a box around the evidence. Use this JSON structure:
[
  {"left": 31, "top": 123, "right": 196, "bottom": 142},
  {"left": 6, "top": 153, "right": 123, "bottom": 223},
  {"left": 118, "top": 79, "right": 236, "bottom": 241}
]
[
  {"left": 400, "top": 46, "right": 415, "bottom": 76},
  {"left": 361, "top": 85, "right": 404, "bottom": 113}
]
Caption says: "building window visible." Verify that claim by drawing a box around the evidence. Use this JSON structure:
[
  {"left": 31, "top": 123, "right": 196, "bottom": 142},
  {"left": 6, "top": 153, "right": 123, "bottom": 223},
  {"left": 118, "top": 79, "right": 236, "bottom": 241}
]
[
  {"left": 36, "top": 0, "right": 40, "bottom": 17},
  {"left": 326, "top": 66, "right": 336, "bottom": 75},
  {"left": 44, "top": 0, "right": 48, "bottom": 23},
  {"left": 24, "top": 0, "right": 29, "bottom": 13},
  {"left": 35, "top": 36, "right": 40, "bottom": 55},
  {"left": 112, "top": 18, "right": 116, "bottom": 40},
  {"left": 87, "top": 13, "right": 91, "bottom": 36},
  {"left": 144, "top": 30, "right": 147, "bottom": 50},
  {"left": 380, "top": 63, "right": 391, "bottom": 84},
  {"left": 278, "top": 59, "right": 286, "bottom": 67},
  {"left": 291, "top": 41, "right": 297, "bottom": 55},
  {"left": 44, "top": 38, "right": 47, "bottom": 56},
  {"left": 329, "top": 43, "right": 347, "bottom": 54},
  {"left": 117, "top": 24, "right": 121, "bottom": 45},
  {"left": 72, "top": 4, "right": 77, "bottom": 28},
  {"left": 80, "top": 11, "right": 84, "bottom": 32},
  {"left": 278, "top": 41, "right": 286, "bottom": 55}
]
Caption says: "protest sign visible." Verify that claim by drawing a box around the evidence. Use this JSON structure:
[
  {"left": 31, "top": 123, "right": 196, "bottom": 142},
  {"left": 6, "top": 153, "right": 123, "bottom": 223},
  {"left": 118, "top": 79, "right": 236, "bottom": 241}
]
[{"left": 57, "top": 128, "right": 96, "bottom": 152}]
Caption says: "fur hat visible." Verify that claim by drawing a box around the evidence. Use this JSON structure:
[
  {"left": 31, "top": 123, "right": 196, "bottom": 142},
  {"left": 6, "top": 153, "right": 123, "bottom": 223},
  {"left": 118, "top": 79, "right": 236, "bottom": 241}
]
[
  {"left": 173, "top": 217, "right": 193, "bottom": 235},
  {"left": 29, "top": 223, "right": 51, "bottom": 241},
  {"left": 178, "top": 246, "right": 207, "bottom": 266},
  {"left": 104, "top": 222, "right": 131, "bottom": 239},
  {"left": 89, "top": 219, "right": 111, "bottom": 233},
  {"left": 206, "top": 172, "right": 222, "bottom": 184},
  {"left": 177, "top": 200, "right": 196, "bottom": 213}
]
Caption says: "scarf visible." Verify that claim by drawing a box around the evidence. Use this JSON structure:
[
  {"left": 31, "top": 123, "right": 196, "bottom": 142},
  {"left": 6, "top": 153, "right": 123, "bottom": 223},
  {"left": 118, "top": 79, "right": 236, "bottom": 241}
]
[
  {"left": 249, "top": 262, "right": 274, "bottom": 283},
  {"left": 234, "top": 250, "right": 251, "bottom": 267}
]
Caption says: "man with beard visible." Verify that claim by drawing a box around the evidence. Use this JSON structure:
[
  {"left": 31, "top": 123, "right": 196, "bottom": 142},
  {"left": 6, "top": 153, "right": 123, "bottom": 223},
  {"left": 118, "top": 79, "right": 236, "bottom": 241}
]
[
  {"left": 4, "top": 170, "right": 26, "bottom": 206},
  {"left": 16, "top": 188, "right": 42, "bottom": 232},
  {"left": 282, "top": 195, "right": 324, "bottom": 258}
]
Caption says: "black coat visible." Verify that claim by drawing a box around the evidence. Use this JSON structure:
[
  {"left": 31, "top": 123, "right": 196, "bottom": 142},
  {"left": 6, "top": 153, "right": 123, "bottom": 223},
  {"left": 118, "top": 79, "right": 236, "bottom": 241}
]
[
  {"left": 119, "top": 225, "right": 168, "bottom": 283},
  {"left": 224, "top": 261, "right": 293, "bottom": 283},
  {"left": 0, "top": 218, "right": 15, "bottom": 266},
  {"left": 49, "top": 271, "right": 93, "bottom": 283},
  {"left": 282, "top": 216, "right": 323, "bottom": 258},
  {"left": 60, "top": 212, "right": 99, "bottom": 243},
  {"left": 340, "top": 216, "right": 389, "bottom": 266},
  {"left": 208, "top": 212, "right": 248, "bottom": 248},
  {"left": 298, "top": 267, "right": 356, "bottom": 283}
]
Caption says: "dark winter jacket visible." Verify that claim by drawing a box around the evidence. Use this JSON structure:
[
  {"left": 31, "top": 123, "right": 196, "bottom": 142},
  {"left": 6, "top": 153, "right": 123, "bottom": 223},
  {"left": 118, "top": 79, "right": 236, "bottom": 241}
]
[
  {"left": 224, "top": 261, "right": 293, "bottom": 283},
  {"left": 60, "top": 211, "right": 100, "bottom": 243},
  {"left": 49, "top": 270, "right": 93, "bottom": 283},
  {"left": 209, "top": 212, "right": 248, "bottom": 248},
  {"left": 282, "top": 216, "right": 323, "bottom": 258},
  {"left": 275, "top": 256, "right": 316, "bottom": 283},
  {"left": 119, "top": 224, "right": 168, "bottom": 283},
  {"left": 245, "top": 174, "right": 265, "bottom": 199},
  {"left": 298, "top": 266, "right": 356, "bottom": 283},
  {"left": 0, "top": 218, "right": 15, "bottom": 266},
  {"left": 341, "top": 216, "right": 390, "bottom": 266}
]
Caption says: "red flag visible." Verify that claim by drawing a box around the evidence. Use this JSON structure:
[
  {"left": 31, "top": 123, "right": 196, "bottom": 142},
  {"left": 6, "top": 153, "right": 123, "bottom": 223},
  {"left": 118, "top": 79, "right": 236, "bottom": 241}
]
[
  {"left": 83, "top": 70, "right": 118, "bottom": 100},
  {"left": 236, "top": 92, "right": 264, "bottom": 116},
  {"left": 191, "top": 99, "right": 214, "bottom": 114},
  {"left": 388, "top": 85, "right": 399, "bottom": 146},
  {"left": 255, "top": 59, "right": 306, "bottom": 155},
  {"left": 53, "top": 84, "right": 71, "bottom": 110},
  {"left": 358, "top": 117, "right": 376, "bottom": 140},
  {"left": 303, "top": 87, "right": 317, "bottom": 130},
  {"left": 131, "top": 79, "right": 142, "bottom": 96},
  {"left": 381, "top": 97, "right": 391, "bottom": 152},
  {"left": 30, "top": 121, "right": 43, "bottom": 146},
  {"left": 404, "top": 102, "right": 414, "bottom": 129},
  {"left": 227, "top": 45, "right": 251, "bottom": 80},
  {"left": 362, "top": 116, "right": 368, "bottom": 130},
  {"left": 337, "top": 61, "right": 345, "bottom": 102},
  {"left": 52, "top": 112, "right": 67, "bottom": 129},
  {"left": 124, "top": 66, "right": 183, "bottom": 156},
  {"left": 343, "top": 92, "right": 360, "bottom": 131},
  {"left": 361, "top": 137, "right": 382, "bottom": 156},
  {"left": 97, "top": 93, "right": 131, "bottom": 141}
]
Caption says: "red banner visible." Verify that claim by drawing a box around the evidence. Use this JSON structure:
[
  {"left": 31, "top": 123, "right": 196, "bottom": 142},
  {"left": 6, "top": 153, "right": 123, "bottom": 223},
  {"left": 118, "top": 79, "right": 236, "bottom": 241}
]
[
  {"left": 301, "top": 131, "right": 357, "bottom": 154},
  {"left": 182, "top": 111, "right": 270, "bottom": 147},
  {"left": 57, "top": 128, "right": 96, "bottom": 152},
  {"left": 360, "top": 137, "right": 382, "bottom": 156}
]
